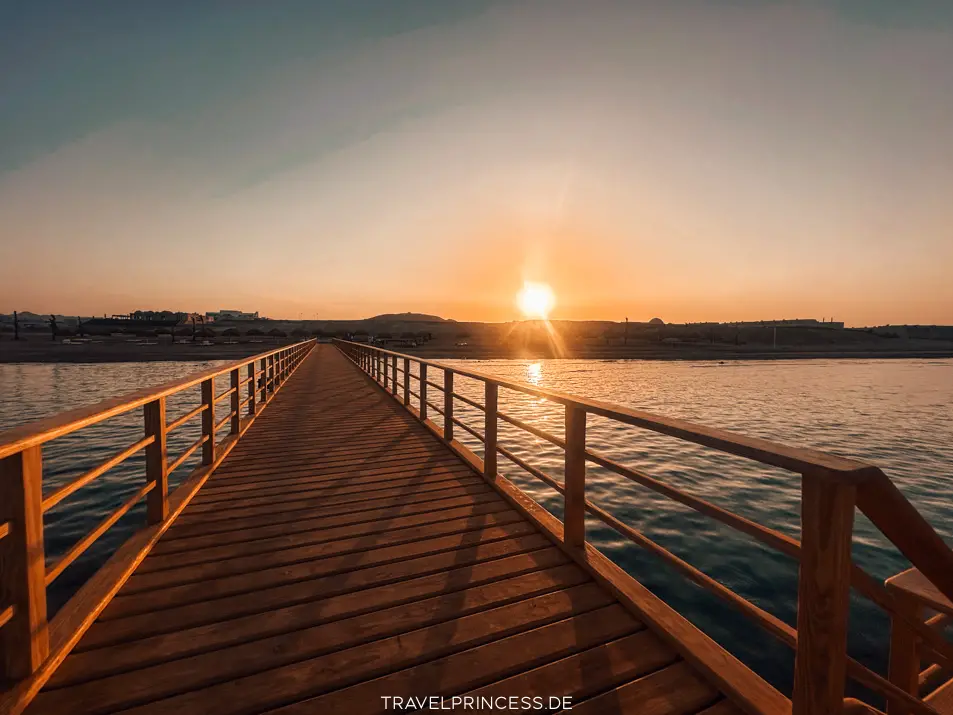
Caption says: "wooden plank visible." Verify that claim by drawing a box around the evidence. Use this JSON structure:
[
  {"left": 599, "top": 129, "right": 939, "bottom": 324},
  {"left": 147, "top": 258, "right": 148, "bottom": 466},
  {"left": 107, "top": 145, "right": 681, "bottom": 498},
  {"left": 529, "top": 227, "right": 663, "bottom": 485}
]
[
  {"left": 180, "top": 472, "right": 485, "bottom": 515},
  {"left": 186, "top": 467, "right": 481, "bottom": 509},
  {"left": 166, "top": 482, "right": 498, "bottom": 535},
  {"left": 97, "top": 587, "right": 617, "bottom": 715},
  {"left": 55, "top": 547, "right": 569, "bottom": 683},
  {"left": 99, "top": 523, "right": 543, "bottom": 620},
  {"left": 202, "top": 456, "right": 476, "bottom": 490},
  {"left": 887, "top": 569, "right": 953, "bottom": 617},
  {"left": 136, "top": 502, "right": 517, "bottom": 573},
  {"left": 84, "top": 534, "right": 555, "bottom": 646},
  {"left": 36, "top": 567, "right": 594, "bottom": 713},
  {"left": 150, "top": 492, "right": 509, "bottom": 554},
  {"left": 0, "top": 446, "right": 48, "bottom": 679},
  {"left": 160, "top": 488, "right": 504, "bottom": 543},
  {"left": 272, "top": 604, "right": 642, "bottom": 715},
  {"left": 558, "top": 661, "right": 721, "bottom": 715},
  {"left": 792, "top": 475, "right": 855, "bottom": 715},
  {"left": 698, "top": 702, "right": 747, "bottom": 715},
  {"left": 121, "top": 511, "right": 529, "bottom": 593},
  {"left": 463, "top": 630, "right": 679, "bottom": 706}
]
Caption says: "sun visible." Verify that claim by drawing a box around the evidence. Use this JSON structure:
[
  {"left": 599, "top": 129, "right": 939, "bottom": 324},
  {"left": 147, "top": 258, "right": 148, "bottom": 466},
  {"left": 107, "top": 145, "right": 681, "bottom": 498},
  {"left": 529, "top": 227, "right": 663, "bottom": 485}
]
[{"left": 516, "top": 281, "right": 556, "bottom": 320}]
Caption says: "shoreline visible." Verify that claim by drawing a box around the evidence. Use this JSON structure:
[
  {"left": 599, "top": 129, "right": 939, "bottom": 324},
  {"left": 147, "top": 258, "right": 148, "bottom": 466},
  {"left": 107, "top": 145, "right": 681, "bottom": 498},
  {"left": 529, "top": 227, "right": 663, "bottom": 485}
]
[{"left": 2, "top": 339, "right": 951, "bottom": 364}]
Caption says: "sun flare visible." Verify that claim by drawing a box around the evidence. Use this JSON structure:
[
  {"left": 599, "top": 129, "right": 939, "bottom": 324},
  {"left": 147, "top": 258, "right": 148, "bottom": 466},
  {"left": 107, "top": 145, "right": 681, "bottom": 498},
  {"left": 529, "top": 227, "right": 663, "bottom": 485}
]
[{"left": 516, "top": 281, "right": 556, "bottom": 320}]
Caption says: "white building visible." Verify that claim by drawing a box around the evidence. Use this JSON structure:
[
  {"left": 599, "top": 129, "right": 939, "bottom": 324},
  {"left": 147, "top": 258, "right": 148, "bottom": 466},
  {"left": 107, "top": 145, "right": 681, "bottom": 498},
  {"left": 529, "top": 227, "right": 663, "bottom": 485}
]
[{"left": 206, "top": 310, "right": 260, "bottom": 322}]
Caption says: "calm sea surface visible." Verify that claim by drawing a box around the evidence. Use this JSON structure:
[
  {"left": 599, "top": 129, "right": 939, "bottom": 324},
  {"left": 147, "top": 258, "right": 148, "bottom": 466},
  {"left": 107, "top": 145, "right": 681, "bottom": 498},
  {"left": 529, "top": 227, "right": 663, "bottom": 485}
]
[{"left": 1, "top": 357, "right": 951, "bottom": 697}]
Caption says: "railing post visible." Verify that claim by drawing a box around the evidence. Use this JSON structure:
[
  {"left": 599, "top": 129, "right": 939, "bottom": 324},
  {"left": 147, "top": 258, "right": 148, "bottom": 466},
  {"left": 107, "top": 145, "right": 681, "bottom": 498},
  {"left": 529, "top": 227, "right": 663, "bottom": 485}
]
[
  {"left": 792, "top": 474, "right": 855, "bottom": 715},
  {"left": 268, "top": 355, "right": 276, "bottom": 394},
  {"left": 420, "top": 363, "right": 428, "bottom": 421},
  {"left": 383, "top": 353, "right": 389, "bottom": 391},
  {"left": 375, "top": 352, "right": 380, "bottom": 383},
  {"left": 259, "top": 357, "right": 267, "bottom": 403},
  {"left": 247, "top": 362, "right": 256, "bottom": 416},
  {"left": 444, "top": 370, "right": 454, "bottom": 441},
  {"left": 0, "top": 446, "right": 49, "bottom": 679},
  {"left": 201, "top": 378, "right": 215, "bottom": 465},
  {"left": 230, "top": 368, "right": 240, "bottom": 435},
  {"left": 886, "top": 592, "right": 923, "bottom": 715},
  {"left": 391, "top": 355, "right": 397, "bottom": 395},
  {"left": 484, "top": 382, "right": 498, "bottom": 478},
  {"left": 403, "top": 358, "right": 410, "bottom": 405},
  {"left": 143, "top": 397, "right": 168, "bottom": 524},
  {"left": 564, "top": 405, "right": 586, "bottom": 548}
]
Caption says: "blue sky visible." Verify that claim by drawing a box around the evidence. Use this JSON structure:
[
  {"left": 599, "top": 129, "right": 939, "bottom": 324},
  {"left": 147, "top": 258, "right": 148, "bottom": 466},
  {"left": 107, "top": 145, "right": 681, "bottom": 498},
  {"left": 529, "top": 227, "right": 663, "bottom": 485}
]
[{"left": 1, "top": 0, "right": 951, "bottom": 323}]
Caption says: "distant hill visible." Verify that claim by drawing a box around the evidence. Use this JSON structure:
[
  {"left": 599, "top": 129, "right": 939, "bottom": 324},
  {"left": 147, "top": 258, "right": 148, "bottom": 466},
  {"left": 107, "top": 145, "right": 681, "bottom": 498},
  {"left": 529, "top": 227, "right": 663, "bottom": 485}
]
[{"left": 368, "top": 312, "right": 451, "bottom": 323}]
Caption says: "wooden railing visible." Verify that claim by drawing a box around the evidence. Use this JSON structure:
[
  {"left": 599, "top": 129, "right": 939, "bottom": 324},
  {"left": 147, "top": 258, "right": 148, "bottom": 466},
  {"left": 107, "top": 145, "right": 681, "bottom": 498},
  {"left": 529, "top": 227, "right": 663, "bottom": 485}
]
[
  {"left": 0, "top": 339, "right": 314, "bottom": 706},
  {"left": 335, "top": 339, "right": 953, "bottom": 715}
]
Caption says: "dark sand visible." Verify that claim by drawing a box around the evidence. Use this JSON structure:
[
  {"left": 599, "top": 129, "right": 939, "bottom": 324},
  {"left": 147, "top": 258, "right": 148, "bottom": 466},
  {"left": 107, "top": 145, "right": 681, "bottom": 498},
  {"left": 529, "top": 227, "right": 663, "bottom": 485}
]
[
  {"left": 0, "top": 340, "right": 282, "bottom": 363},
  {"left": 2, "top": 338, "right": 950, "bottom": 364}
]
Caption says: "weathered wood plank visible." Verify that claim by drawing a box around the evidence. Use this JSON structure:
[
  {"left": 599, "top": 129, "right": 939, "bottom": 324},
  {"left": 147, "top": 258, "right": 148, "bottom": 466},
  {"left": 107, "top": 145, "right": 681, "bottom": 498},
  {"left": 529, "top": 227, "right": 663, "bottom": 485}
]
[
  {"left": 104, "top": 588, "right": 618, "bottom": 715},
  {"left": 121, "top": 512, "right": 529, "bottom": 593},
  {"left": 462, "top": 630, "right": 679, "bottom": 708},
  {"left": 271, "top": 604, "right": 642, "bottom": 715},
  {"left": 136, "top": 502, "right": 517, "bottom": 573},
  {"left": 52, "top": 547, "right": 570, "bottom": 684},
  {"left": 558, "top": 661, "right": 721, "bottom": 715},
  {"left": 99, "top": 523, "right": 543, "bottom": 619},
  {"left": 36, "top": 568, "right": 594, "bottom": 713}
]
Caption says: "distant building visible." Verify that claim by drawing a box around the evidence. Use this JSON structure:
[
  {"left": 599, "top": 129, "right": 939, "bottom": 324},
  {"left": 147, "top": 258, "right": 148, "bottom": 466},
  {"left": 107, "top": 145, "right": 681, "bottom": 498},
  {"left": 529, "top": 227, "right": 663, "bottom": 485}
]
[
  {"left": 206, "top": 310, "right": 260, "bottom": 322},
  {"left": 733, "top": 319, "right": 844, "bottom": 329},
  {"left": 649, "top": 318, "right": 665, "bottom": 326}
]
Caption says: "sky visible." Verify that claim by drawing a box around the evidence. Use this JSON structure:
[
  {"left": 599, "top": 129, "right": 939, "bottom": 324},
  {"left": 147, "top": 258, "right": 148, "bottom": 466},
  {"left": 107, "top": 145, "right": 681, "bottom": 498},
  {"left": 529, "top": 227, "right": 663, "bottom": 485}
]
[{"left": 1, "top": 0, "right": 952, "bottom": 326}]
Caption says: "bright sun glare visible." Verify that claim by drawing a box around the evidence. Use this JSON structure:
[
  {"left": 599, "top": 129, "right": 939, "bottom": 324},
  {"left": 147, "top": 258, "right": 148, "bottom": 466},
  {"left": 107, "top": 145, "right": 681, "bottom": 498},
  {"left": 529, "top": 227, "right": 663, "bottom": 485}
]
[{"left": 516, "top": 281, "right": 556, "bottom": 320}]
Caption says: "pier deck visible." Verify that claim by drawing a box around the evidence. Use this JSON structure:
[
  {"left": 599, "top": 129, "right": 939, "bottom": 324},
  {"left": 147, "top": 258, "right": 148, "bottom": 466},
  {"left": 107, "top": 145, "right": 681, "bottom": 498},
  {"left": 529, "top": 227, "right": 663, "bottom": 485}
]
[
  {"left": 24, "top": 347, "right": 742, "bottom": 715},
  {"left": 6, "top": 341, "right": 953, "bottom": 715}
]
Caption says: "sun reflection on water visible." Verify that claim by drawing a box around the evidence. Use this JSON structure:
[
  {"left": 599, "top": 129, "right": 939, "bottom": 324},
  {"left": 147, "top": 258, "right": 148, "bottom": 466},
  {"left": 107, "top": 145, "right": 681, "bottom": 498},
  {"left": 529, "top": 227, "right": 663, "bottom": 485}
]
[{"left": 526, "top": 362, "right": 543, "bottom": 385}]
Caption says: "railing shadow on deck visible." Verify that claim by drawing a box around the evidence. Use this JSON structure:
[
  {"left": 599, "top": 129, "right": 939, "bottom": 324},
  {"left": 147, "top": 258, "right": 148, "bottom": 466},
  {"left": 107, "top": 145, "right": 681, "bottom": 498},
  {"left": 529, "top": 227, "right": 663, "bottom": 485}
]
[
  {"left": 334, "top": 339, "right": 953, "bottom": 715},
  {"left": 0, "top": 339, "right": 315, "bottom": 713}
]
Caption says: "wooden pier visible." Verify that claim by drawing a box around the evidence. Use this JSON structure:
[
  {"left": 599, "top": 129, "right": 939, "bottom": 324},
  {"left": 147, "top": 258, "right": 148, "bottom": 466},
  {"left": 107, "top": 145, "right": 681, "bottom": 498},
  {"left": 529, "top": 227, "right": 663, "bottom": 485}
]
[{"left": 2, "top": 340, "right": 953, "bottom": 715}]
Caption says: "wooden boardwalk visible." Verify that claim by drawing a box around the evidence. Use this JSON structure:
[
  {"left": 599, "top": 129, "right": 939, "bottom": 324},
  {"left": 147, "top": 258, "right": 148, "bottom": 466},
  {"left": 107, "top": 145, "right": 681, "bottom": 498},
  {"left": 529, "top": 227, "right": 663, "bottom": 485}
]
[{"left": 25, "top": 346, "right": 742, "bottom": 715}]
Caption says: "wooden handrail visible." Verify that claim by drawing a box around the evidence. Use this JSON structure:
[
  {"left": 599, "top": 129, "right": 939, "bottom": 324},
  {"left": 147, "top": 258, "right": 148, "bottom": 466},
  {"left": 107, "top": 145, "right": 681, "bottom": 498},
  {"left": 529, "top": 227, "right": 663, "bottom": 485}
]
[
  {"left": 167, "top": 434, "right": 209, "bottom": 475},
  {"left": 335, "top": 339, "right": 953, "bottom": 715},
  {"left": 0, "top": 339, "right": 315, "bottom": 689},
  {"left": 453, "top": 392, "right": 484, "bottom": 411},
  {"left": 166, "top": 404, "right": 207, "bottom": 433},
  {"left": 41, "top": 435, "right": 155, "bottom": 512},
  {"left": 0, "top": 341, "right": 314, "bottom": 459},
  {"left": 332, "top": 339, "right": 875, "bottom": 480},
  {"left": 45, "top": 481, "right": 155, "bottom": 585}
]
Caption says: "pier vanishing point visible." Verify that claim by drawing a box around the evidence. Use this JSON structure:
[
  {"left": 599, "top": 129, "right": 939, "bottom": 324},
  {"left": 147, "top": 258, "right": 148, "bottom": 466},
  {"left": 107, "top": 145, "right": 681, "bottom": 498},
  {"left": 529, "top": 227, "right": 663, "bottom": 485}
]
[{"left": 2, "top": 340, "right": 953, "bottom": 715}]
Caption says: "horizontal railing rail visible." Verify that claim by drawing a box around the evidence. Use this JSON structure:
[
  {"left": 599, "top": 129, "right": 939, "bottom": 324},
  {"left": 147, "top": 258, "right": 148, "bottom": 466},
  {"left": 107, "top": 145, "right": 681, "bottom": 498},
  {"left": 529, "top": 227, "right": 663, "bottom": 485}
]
[
  {"left": 334, "top": 339, "right": 953, "bottom": 715},
  {"left": 0, "top": 339, "right": 315, "bottom": 712}
]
